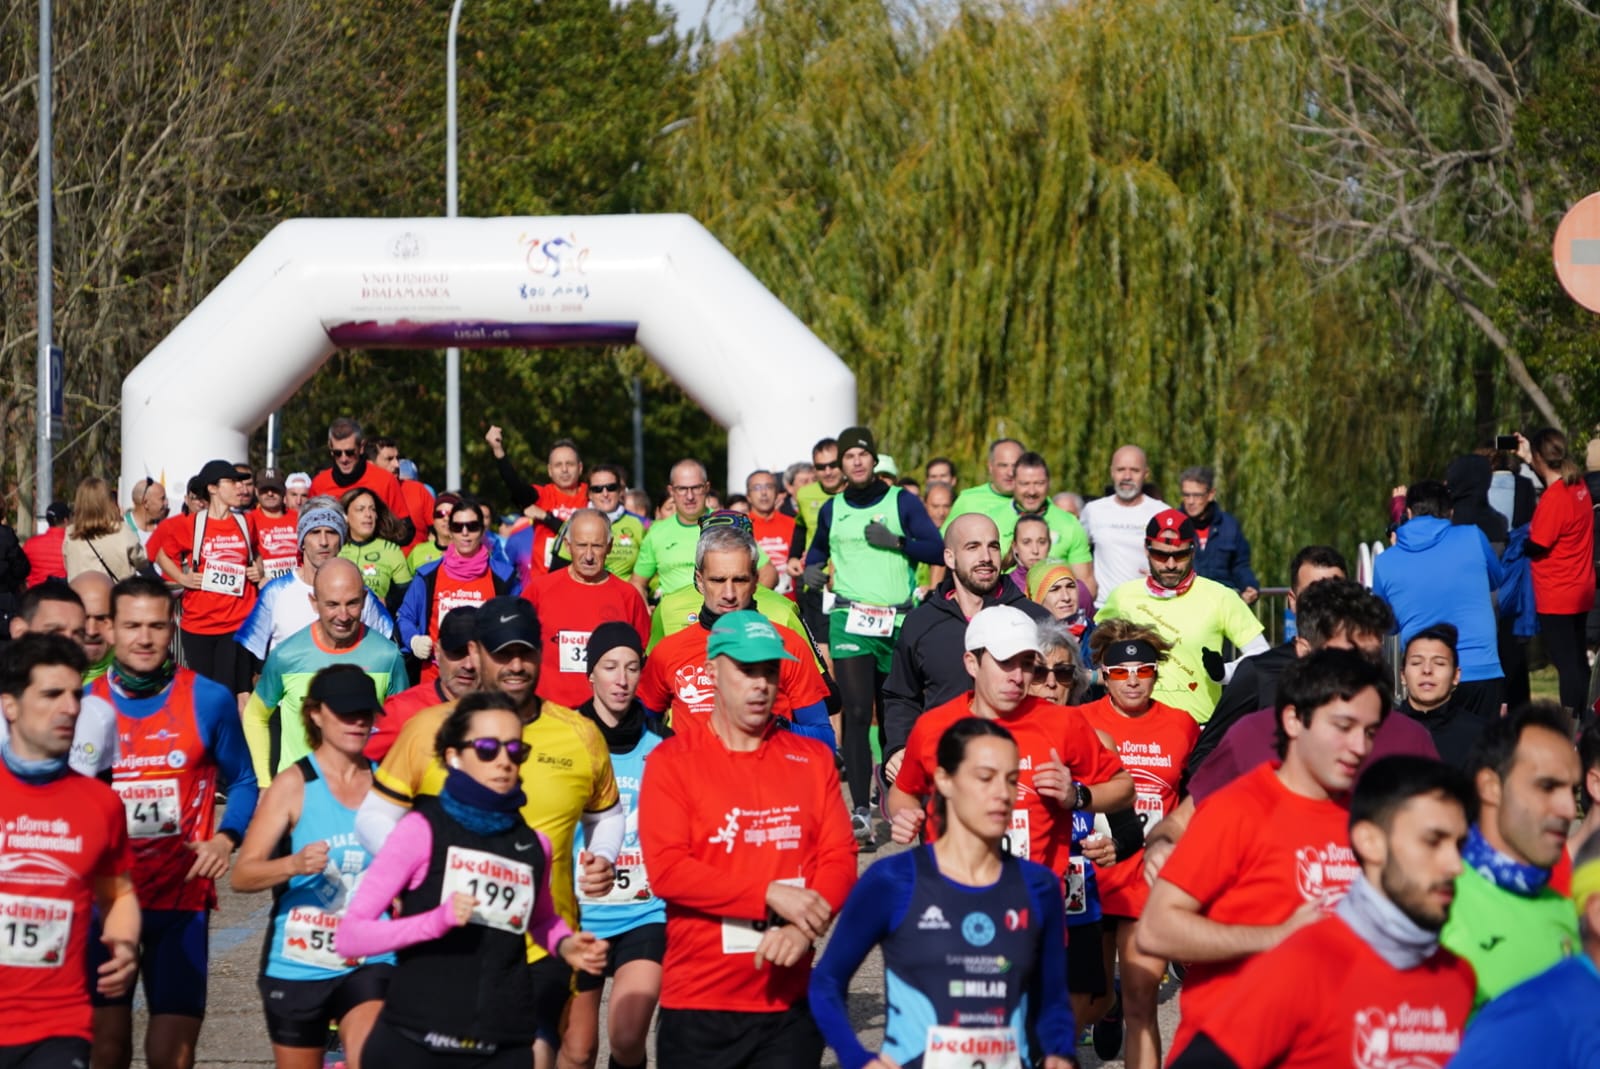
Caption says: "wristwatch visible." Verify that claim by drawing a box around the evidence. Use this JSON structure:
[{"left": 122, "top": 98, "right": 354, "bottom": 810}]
[{"left": 1073, "top": 782, "right": 1092, "bottom": 811}]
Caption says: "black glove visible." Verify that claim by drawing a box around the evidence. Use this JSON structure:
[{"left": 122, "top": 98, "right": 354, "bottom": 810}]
[
  {"left": 863, "top": 520, "right": 903, "bottom": 551},
  {"left": 1202, "top": 647, "right": 1225, "bottom": 682},
  {"left": 803, "top": 563, "right": 829, "bottom": 591}
]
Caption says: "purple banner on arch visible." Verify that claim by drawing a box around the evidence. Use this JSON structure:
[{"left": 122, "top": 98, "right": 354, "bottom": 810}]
[{"left": 326, "top": 319, "right": 640, "bottom": 349}]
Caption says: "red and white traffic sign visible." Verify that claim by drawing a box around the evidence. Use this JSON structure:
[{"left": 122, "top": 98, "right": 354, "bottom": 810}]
[{"left": 1554, "top": 191, "right": 1600, "bottom": 313}]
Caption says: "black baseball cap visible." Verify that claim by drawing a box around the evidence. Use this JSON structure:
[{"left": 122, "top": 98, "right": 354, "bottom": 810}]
[
  {"left": 474, "top": 596, "right": 540, "bottom": 653},
  {"left": 196, "top": 459, "right": 239, "bottom": 491},
  {"left": 307, "top": 670, "right": 383, "bottom": 716}
]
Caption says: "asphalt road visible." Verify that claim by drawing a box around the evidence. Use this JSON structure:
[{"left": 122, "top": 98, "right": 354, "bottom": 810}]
[{"left": 130, "top": 838, "right": 1180, "bottom": 1067}]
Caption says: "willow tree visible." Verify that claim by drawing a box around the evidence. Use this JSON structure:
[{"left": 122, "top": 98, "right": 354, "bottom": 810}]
[{"left": 663, "top": 0, "right": 1374, "bottom": 574}]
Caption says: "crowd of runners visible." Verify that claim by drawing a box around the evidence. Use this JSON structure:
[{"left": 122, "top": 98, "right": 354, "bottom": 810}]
[{"left": 1, "top": 416, "right": 1598, "bottom": 1069}]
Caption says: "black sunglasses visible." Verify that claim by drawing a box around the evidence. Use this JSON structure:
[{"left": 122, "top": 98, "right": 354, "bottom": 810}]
[
  {"left": 330, "top": 447, "right": 361, "bottom": 458},
  {"left": 450, "top": 520, "right": 485, "bottom": 533},
  {"left": 465, "top": 737, "right": 531, "bottom": 764},
  {"left": 1030, "top": 664, "right": 1076, "bottom": 684},
  {"left": 589, "top": 482, "right": 622, "bottom": 494},
  {"left": 815, "top": 460, "right": 842, "bottom": 471}
]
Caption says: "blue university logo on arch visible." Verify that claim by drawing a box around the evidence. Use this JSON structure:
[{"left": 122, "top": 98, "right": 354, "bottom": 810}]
[{"left": 961, "top": 911, "right": 996, "bottom": 947}]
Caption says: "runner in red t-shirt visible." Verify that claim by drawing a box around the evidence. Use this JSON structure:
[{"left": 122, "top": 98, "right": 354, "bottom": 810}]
[
  {"left": 523, "top": 510, "right": 649, "bottom": 709},
  {"left": 0, "top": 634, "right": 139, "bottom": 1065},
  {"left": 1524, "top": 429, "right": 1597, "bottom": 717},
  {"left": 152, "top": 460, "right": 262, "bottom": 696},
  {"left": 887, "top": 605, "right": 1133, "bottom": 874},
  {"left": 1169, "top": 755, "right": 1477, "bottom": 1069},
  {"left": 1077, "top": 619, "right": 1199, "bottom": 1069},
  {"left": 638, "top": 610, "right": 857, "bottom": 1068},
  {"left": 249, "top": 469, "right": 300, "bottom": 584},
  {"left": 746, "top": 470, "right": 797, "bottom": 599},
  {"left": 366, "top": 435, "right": 435, "bottom": 554},
  {"left": 309, "top": 419, "right": 412, "bottom": 540},
  {"left": 486, "top": 426, "right": 588, "bottom": 578},
  {"left": 1139, "top": 647, "right": 1389, "bottom": 1062},
  {"left": 636, "top": 526, "right": 834, "bottom": 747}
]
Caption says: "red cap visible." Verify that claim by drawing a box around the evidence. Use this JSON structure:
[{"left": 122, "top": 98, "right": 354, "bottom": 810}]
[{"left": 1145, "top": 508, "right": 1196, "bottom": 549}]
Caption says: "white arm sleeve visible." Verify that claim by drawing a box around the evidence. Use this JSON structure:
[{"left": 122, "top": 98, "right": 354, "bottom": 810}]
[
  {"left": 1222, "top": 633, "right": 1273, "bottom": 685},
  {"left": 579, "top": 802, "right": 626, "bottom": 864},
  {"left": 355, "top": 790, "right": 410, "bottom": 856}
]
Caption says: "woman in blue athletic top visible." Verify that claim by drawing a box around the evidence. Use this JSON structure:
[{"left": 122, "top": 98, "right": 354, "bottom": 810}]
[
  {"left": 810, "top": 719, "right": 1076, "bottom": 1069},
  {"left": 561, "top": 623, "right": 671, "bottom": 1069},
  {"left": 232, "top": 665, "right": 395, "bottom": 1069}
]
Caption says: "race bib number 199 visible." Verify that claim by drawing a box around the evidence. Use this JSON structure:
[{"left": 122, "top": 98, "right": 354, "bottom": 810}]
[{"left": 440, "top": 847, "right": 535, "bottom": 934}]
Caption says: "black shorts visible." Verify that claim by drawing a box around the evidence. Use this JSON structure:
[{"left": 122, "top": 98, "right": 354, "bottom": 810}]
[
  {"left": 363, "top": 1017, "right": 532, "bottom": 1069},
  {"left": 1066, "top": 920, "right": 1107, "bottom": 996},
  {"left": 574, "top": 923, "right": 665, "bottom": 993},
  {"left": 179, "top": 629, "right": 255, "bottom": 694},
  {"left": 529, "top": 953, "right": 574, "bottom": 1046},
  {"left": 656, "top": 1003, "right": 823, "bottom": 1069},
  {"left": 0, "top": 1037, "right": 89, "bottom": 1069},
  {"left": 258, "top": 965, "right": 394, "bottom": 1048},
  {"left": 89, "top": 908, "right": 208, "bottom": 1017},
  {"left": 797, "top": 588, "right": 828, "bottom": 658}
]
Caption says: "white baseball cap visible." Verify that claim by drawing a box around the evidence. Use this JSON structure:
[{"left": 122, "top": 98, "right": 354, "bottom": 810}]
[
  {"left": 964, "top": 605, "right": 1043, "bottom": 660},
  {"left": 285, "top": 471, "right": 313, "bottom": 491}
]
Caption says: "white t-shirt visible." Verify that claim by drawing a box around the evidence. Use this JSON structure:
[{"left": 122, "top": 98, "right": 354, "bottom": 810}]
[
  {"left": 0, "top": 691, "right": 119, "bottom": 777},
  {"left": 1078, "top": 494, "right": 1171, "bottom": 609}
]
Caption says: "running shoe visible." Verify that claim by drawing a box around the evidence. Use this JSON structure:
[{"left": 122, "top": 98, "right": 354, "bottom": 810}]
[
  {"left": 1092, "top": 990, "right": 1123, "bottom": 1060},
  {"left": 852, "top": 806, "right": 877, "bottom": 853}
]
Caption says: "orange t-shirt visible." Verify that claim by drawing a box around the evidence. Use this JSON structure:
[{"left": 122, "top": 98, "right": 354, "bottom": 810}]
[
  {"left": 636, "top": 617, "right": 828, "bottom": 734},
  {"left": 1201, "top": 915, "right": 1476, "bottom": 1069},
  {"left": 896, "top": 694, "right": 1126, "bottom": 875},
  {"left": 1076, "top": 696, "right": 1198, "bottom": 917},
  {"left": 1160, "top": 762, "right": 1359, "bottom": 1060}
]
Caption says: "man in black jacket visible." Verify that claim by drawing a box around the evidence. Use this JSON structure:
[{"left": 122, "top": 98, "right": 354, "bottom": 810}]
[{"left": 881, "top": 513, "right": 1049, "bottom": 780}]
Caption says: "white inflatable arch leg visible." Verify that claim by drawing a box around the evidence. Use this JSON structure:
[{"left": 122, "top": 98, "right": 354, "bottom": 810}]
[{"left": 119, "top": 215, "right": 856, "bottom": 497}]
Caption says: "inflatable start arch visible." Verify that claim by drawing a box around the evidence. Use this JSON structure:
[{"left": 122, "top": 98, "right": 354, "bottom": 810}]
[{"left": 119, "top": 215, "right": 856, "bottom": 497}]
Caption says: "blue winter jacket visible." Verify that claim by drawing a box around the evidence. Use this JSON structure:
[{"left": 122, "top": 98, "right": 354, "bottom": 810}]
[
  {"left": 1193, "top": 508, "right": 1260, "bottom": 594},
  {"left": 1372, "top": 515, "right": 1505, "bottom": 682}
]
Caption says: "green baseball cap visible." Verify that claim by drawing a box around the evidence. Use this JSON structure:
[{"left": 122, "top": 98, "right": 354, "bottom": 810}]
[{"left": 706, "top": 610, "right": 798, "bottom": 664}]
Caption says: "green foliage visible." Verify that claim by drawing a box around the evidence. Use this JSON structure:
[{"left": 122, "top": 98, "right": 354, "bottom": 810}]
[{"left": 663, "top": 0, "right": 1342, "bottom": 574}]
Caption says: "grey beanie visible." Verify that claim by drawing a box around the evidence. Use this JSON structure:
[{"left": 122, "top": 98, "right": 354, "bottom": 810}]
[{"left": 297, "top": 496, "right": 349, "bottom": 547}]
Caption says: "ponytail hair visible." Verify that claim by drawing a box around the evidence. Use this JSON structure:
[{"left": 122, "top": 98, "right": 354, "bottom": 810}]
[{"left": 1531, "top": 427, "right": 1583, "bottom": 487}]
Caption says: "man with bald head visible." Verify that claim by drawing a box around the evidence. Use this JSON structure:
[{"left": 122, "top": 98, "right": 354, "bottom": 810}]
[
  {"left": 71, "top": 570, "right": 116, "bottom": 681},
  {"left": 240, "top": 557, "right": 408, "bottom": 780},
  {"left": 634, "top": 458, "right": 778, "bottom": 598},
  {"left": 1079, "top": 444, "right": 1171, "bottom": 610},
  {"left": 523, "top": 507, "right": 650, "bottom": 709},
  {"left": 882, "top": 513, "right": 1052, "bottom": 774}
]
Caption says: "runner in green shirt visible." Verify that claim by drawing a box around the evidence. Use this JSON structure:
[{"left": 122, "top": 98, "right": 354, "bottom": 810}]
[
  {"left": 631, "top": 459, "right": 774, "bottom": 598},
  {"left": 1441, "top": 703, "right": 1581, "bottom": 1006}
]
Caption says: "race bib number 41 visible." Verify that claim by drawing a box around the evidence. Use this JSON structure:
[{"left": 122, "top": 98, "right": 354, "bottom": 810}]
[
  {"left": 114, "top": 779, "right": 182, "bottom": 839},
  {"left": 441, "top": 847, "right": 534, "bottom": 934},
  {"left": 0, "top": 893, "right": 72, "bottom": 968}
]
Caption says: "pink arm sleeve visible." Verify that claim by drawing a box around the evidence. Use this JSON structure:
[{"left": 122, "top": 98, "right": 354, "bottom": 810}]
[
  {"left": 528, "top": 831, "right": 574, "bottom": 957},
  {"left": 336, "top": 811, "right": 458, "bottom": 958}
]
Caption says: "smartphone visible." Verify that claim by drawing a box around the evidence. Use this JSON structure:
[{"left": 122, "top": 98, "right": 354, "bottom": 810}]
[{"left": 1495, "top": 434, "right": 1518, "bottom": 452}]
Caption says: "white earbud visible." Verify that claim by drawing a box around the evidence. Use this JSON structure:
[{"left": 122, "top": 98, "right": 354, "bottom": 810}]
[{"left": 449, "top": 757, "right": 461, "bottom": 769}]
